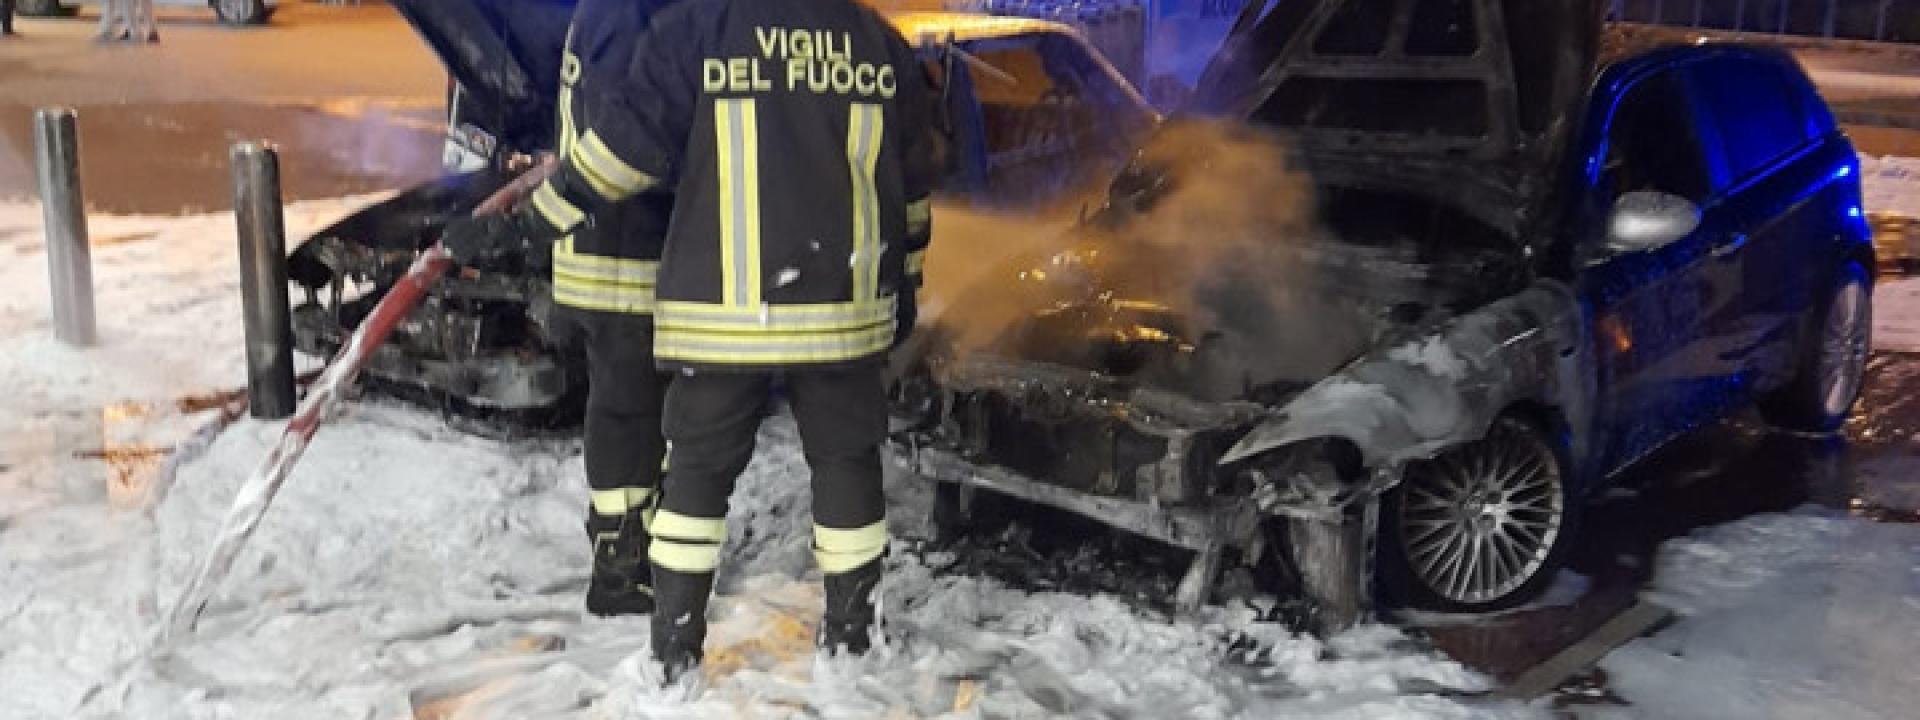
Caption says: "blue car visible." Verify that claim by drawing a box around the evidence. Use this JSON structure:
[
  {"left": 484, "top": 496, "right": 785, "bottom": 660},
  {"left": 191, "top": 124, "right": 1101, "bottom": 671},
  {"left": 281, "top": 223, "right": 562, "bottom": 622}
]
[{"left": 892, "top": 0, "right": 1875, "bottom": 624}]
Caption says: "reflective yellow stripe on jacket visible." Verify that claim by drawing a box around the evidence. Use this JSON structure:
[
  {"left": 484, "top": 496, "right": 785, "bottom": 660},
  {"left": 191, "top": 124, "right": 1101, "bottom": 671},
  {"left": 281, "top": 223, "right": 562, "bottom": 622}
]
[
  {"left": 552, "top": 236, "right": 659, "bottom": 314},
  {"left": 654, "top": 299, "right": 895, "bottom": 365},
  {"left": 653, "top": 97, "right": 894, "bottom": 366}
]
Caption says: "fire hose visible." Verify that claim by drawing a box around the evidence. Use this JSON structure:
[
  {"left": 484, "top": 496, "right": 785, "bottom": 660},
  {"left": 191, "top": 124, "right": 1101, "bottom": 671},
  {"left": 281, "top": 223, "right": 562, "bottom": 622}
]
[{"left": 160, "top": 160, "right": 556, "bottom": 644}]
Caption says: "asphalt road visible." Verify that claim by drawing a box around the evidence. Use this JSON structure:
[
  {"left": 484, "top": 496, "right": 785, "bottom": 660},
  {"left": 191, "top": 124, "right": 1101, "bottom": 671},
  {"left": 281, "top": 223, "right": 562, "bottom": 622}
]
[{"left": 0, "top": 3, "right": 446, "bottom": 213}]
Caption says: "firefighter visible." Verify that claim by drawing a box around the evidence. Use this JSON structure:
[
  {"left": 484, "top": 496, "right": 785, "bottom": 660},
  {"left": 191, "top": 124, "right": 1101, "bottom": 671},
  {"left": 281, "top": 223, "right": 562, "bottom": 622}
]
[
  {"left": 442, "top": 0, "right": 938, "bottom": 679},
  {"left": 464, "top": 0, "right": 684, "bottom": 618}
]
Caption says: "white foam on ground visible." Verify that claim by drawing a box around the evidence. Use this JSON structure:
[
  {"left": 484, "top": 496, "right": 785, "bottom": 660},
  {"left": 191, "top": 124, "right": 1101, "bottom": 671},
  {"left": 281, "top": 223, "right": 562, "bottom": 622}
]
[
  {"left": 1586, "top": 508, "right": 1920, "bottom": 720},
  {"left": 1874, "top": 275, "right": 1920, "bottom": 353},
  {"left": 2, "top": 404, "right": 1522, "bottom": 719},
  {"left": 1862, "top": 155, "right": 1920, "bottom": 219}
]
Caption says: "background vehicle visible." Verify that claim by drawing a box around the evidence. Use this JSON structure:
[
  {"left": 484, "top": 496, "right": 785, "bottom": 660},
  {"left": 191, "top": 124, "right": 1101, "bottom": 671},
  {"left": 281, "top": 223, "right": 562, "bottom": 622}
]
[
  {"left": 17, "top": 0, "right": 279, "bottom": 26},
  {"left": 889, "top": 0, "right": 1876, "bottom": 625},
  {"left": 286, "top": 0, "right": 1157, "bottom": 423}
]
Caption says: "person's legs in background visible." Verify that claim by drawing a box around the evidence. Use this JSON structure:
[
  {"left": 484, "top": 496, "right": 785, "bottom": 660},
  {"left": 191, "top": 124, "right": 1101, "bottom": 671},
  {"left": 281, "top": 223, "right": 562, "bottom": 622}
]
[{"left": 575, "top": 309, "right": 672, "bottom": 616}]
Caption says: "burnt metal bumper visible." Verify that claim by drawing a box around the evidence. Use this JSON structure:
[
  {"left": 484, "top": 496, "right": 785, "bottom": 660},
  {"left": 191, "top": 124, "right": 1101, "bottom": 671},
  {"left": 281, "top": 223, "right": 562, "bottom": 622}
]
[{"left": 891, "top": 355, "right": 1379, "bottom": 627}]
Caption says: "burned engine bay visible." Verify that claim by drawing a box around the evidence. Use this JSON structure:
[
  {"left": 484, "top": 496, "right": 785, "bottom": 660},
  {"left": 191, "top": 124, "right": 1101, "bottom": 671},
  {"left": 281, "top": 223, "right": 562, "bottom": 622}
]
[
  {"left": 890, "top": 119, "right": 1563, "bottom": 618},
  {"left": 899, "top": 120, "right": 1526, "bottom": 488}
]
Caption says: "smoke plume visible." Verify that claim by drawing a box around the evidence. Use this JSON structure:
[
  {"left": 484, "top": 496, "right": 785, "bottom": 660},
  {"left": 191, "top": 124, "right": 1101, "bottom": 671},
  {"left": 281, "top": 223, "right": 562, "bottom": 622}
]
[{"left": 921, "top": 119, "right": 1380, "bottom": 400}]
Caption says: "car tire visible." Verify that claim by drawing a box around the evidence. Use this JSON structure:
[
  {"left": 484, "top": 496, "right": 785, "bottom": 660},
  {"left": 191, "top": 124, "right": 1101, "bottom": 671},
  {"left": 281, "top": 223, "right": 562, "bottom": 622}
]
[
  {"left": 1377, "top": 415, "right": 1580, "bottom": 613},
  {"left": 1761, "top": 262, "right": 1872, "bottom": 434},
  {"left": 213, "top": 0, "right": 271, "bottom": 26},
  {"left": 17, "top": 0, "right": 66, "bottom": 17}
]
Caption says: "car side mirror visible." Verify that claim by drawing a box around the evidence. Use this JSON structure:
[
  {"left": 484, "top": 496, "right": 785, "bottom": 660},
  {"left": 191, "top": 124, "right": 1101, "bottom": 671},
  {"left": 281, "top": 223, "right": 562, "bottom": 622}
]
[{"left": 1606, "top": 191, "right": 1700, "bottom": 253}]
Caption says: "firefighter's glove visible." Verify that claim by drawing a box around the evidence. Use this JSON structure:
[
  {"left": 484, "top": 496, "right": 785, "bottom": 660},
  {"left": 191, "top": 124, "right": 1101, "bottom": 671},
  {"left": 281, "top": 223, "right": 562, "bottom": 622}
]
[{"left": 441, "top": 214, "right": 526, "bottom": 267}]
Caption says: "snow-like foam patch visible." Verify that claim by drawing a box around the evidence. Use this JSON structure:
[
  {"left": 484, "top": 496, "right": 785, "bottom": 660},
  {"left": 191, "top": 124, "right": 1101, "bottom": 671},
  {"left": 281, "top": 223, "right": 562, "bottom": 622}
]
[
  {"left": 1862, "top": 155, "right": 1920, "bottom": 219},
  {"left": 1, "top": 402, "right": 1516, "bottom": 718},
  {"left": 1874, "top": 276, "right": 1920, "bottom": 353},
  {"left": 1592, "top": 508, "right": 1920, "bottom": 719},
  {"left": 0, "top": 197, "right": 383, "bottom": 427}
]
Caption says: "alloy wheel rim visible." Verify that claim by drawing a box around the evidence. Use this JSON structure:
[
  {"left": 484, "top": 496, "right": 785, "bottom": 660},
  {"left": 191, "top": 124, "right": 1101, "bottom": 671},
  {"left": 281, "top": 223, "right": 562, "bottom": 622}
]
[
  {"left": 1819, "top": 280, "right": 1870, "bottom": 418},
  {"left": 1399, "top": 426, "right": 1564, "bottom": 605}
]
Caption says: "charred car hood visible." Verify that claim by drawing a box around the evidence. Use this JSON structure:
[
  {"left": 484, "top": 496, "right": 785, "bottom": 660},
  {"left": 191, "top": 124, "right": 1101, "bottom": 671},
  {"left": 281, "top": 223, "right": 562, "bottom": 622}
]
[
  {"left": 925, "top": 119, "right": 1526, "bottom": 405},
  {"left": 1186, "top": 0, "right": 1605, "bottom": 237},
  {"left": 391, "top": 0, "right": 578, "bottom": 157}
]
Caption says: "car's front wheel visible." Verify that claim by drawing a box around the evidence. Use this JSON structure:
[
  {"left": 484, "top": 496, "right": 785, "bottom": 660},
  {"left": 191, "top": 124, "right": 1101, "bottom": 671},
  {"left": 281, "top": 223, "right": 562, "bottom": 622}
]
[
  {"left": 1762, "top": 261, "right": 1872, "bottom": 433},
  {"left": 1378, "top": 416, "right": 1578, "bottom": 612},
  {"left": 213, "top": 0, "right": 271, "bottom": 26}
]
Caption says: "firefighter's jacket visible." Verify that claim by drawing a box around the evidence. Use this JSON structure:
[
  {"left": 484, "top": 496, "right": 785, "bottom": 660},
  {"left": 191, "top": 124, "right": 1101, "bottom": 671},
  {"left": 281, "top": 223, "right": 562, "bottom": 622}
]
[
  {"left": 545, "top": 0, "right": 679, "bottom": 315},
  {"left": 526, "top": 0, "right": 939, "bottom": 369}
]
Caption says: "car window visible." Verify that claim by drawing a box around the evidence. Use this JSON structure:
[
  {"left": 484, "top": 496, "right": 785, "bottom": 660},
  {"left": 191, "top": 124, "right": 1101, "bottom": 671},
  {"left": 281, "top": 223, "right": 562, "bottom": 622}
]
[
  {"left": 1688, "top": 58, "right": 1812, "bottom": 183},
  {"left": 1602, "top": 70, "right": 1713, "bottom": 204}
]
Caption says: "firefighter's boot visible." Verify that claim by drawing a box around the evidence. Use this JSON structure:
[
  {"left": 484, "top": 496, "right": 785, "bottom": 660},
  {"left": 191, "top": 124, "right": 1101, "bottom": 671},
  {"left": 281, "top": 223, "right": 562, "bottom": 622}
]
[
  {"left": 650, "top": 565, "right": 714, "bottom": 683},
  {"left": 818, "top": 555, "right": 883, "bottom": 655},
  {"left": 585, "top": 506, "right": 654, "bottom": 616}
]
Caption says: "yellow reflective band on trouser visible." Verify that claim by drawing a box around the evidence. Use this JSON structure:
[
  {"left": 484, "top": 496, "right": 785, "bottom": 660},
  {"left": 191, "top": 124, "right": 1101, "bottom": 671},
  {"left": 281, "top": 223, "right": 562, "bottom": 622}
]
[
  {"left": 650, "top": 538, "right": 722, "bottom": 573},
  {"left": 589, "top": 488, "right": 643, "bottom": 515},
  {"left": 905, "top": 249, "right": 926, "bottom": 278},
  {"left": 590, "top": 487, "right": 655, "bottom": 515},
  {"left": 531, "top": 182, "right": 585, "bottom": 231},
  {"left": 649, "top": 510, "right": 725, "bottom": 573},
  {"left": 847, "top": 103, "right": 884, "bottom": 301},
  {"left": 814, "top": 521, "right": 887, "bottom": 574},
  {"left": 906, "top": 197, "right": 932, "bottom": 236},
  {"left": 651, "top": 510, "right": 726, "bottom": 543},
  {"left": 715, "top": 98, "right": 762, "bottom": 308}
]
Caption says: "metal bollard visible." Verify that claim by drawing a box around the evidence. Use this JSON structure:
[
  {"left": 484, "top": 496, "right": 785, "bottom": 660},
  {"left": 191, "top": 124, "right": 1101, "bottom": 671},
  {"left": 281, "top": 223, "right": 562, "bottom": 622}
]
[
  {"left": 233, "top": 142, "right": 296, "bottom": 420},
  {"left": 35, "top": 108, "right": 98, "bottom": 347}
]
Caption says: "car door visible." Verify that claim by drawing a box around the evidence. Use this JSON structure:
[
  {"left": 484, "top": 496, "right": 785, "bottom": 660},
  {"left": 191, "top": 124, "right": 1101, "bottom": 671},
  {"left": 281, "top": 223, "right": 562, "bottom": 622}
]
[
  {"left": 1579, "top": 66, "right": 1746, "bottom": 475},
  {"left": 1683, "top": 56, "right": 1849, "bottom": 387}
]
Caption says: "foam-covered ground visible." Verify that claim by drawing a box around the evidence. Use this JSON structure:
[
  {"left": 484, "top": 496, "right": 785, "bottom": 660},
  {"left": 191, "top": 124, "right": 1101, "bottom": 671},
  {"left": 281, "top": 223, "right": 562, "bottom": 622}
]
[
  {"left": 2, "top": 403, "right": 1523, "bottom": 719},
  {"left": 1589, "top": 508, "right": 1920, "bottom": 720}
]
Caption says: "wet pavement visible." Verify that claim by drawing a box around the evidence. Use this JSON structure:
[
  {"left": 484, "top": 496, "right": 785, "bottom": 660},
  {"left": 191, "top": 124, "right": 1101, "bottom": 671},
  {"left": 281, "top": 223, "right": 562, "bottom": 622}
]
[
  {"left": 0, "top": 4, "right": 445, "bottom": 213},
  {"left": 0, "top": 99, "right": 445, "bottom": 214}
]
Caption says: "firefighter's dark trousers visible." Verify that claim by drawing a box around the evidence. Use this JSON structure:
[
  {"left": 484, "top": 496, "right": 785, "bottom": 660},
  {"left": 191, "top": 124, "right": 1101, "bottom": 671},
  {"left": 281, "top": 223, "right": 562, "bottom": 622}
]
[
  {"left": 648, "top": 361, "right": 890, "bottom": 671},
  {"left": 559, "top": 308, "right": 671, "bottom": 613}
]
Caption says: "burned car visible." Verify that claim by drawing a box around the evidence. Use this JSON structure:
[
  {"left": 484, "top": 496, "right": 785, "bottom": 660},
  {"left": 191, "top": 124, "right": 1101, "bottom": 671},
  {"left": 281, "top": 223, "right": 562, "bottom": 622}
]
[
  {"left": 890, "top": 0, "right": 1876, "bottom": 624},
  {"left": 287, "top": 1, "right": 1156, "bottom": 421}
]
